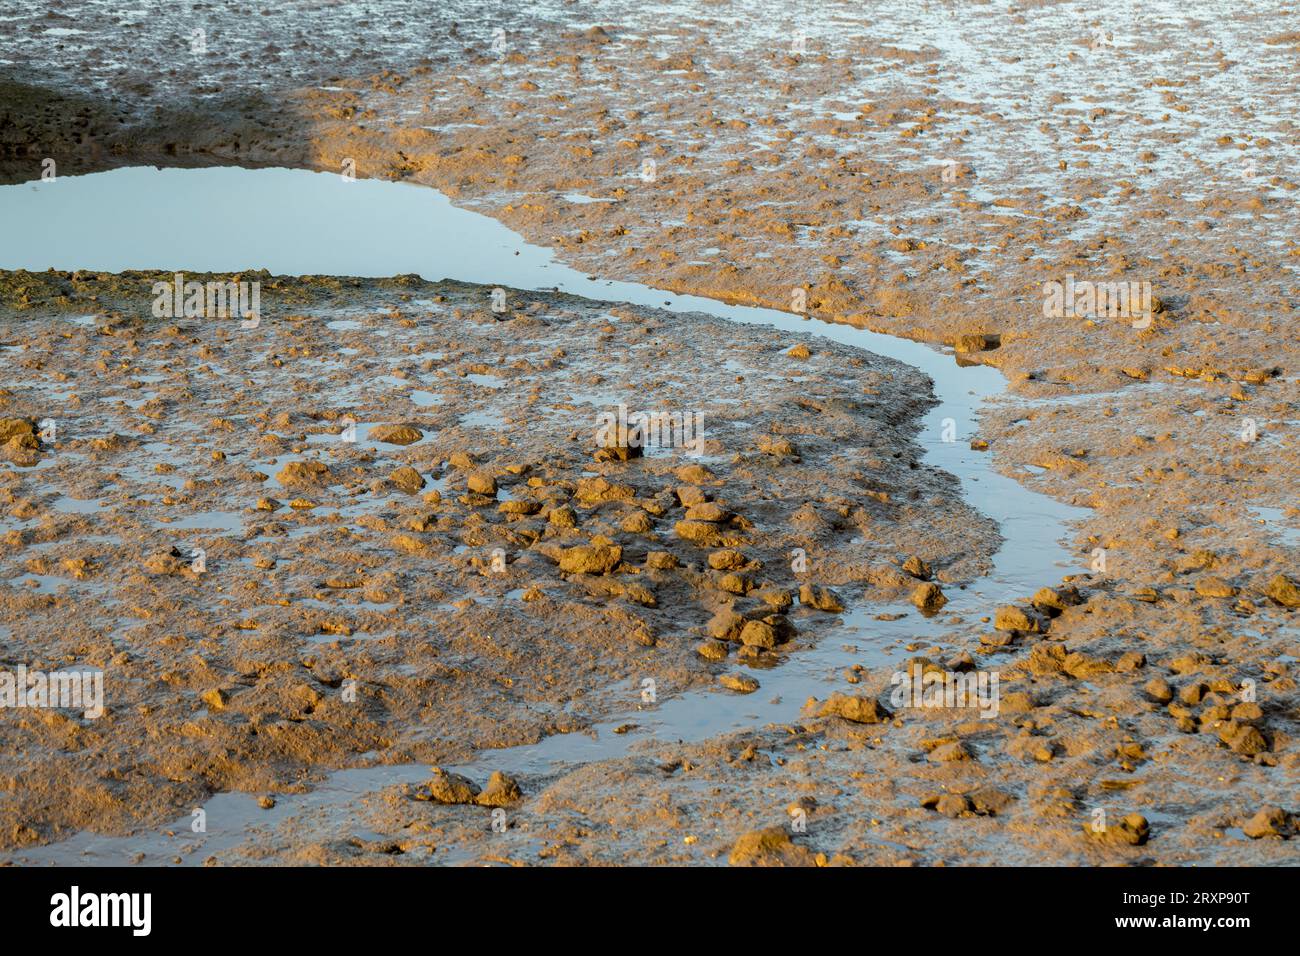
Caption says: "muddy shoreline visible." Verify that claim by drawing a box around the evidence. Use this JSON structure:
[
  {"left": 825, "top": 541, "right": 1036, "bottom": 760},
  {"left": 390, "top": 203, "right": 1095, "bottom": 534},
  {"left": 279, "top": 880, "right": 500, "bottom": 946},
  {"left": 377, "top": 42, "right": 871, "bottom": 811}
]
[
  {"left": 1, "top": 267, "right": 1009, "bottom": 858},
  {"left": 2, "top": 0, "right": 1297, "bottom": 865}
]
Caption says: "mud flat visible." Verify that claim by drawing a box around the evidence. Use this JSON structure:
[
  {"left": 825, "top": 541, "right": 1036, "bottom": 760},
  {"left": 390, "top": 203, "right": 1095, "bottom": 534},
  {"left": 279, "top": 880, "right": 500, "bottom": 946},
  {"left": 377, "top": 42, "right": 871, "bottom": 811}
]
[
  {"left": 0, "top": 170, "right": 1295, "bottom": 867},
  {"left": 0, "top": 0, "right": 1298, "bottom": 865},
  {"left": 0, "top": 260, "right": 1009, "bottom": 859}
]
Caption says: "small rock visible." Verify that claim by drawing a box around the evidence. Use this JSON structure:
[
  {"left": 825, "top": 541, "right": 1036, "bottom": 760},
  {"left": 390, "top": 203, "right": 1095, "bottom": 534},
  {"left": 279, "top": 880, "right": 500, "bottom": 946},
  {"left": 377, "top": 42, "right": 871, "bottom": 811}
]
[
  {"left": 719, "top": 673, "right": 760, "bottom": 694},
  {"left": 417, "top": 768, "right": 480, "bottom": 805},
  {"left": 921, "top": 793, "right": 972, "bottom": 817},
  {"left": 1116, "top": 651, "right": 1146, "bottom": 672},
  {"left": 548, "top": 505, "right": 577, "bottom": 528},
  {"left": 994, "top": 605, "right": 1040, "bottom": 632},
  {"left": 707, "top": 549, "right": 749, "bottom": 571},
  {"left": 799, "top": 584, "right": 844, "bottom": 612},
  {"left": 1088, "top": 813, "right": 1150, "bottom": 846},
  {"left": 1196, "top": 576, "right": 1237, "bottom": 599},
  {"left": 696, "top": 641, "right": 728, "bottom": 662},
  {"left": 275, "top": 460, "right": 332, "bottom": 487},
  {"left": 902, "top": 555, "right": 931, "bottom": 580},
  {"left": 1031, "top": 586, "right": 1083, "bottom": 612},
  {"left": 685, "top": 501, "right": 729, "bottom": 522},
  {"left": 675, "top": 485, "right": 709, "bottom": 506},
  {"left": 814, "top": 693, "right": 891, "bottom": 724},
  {"left": 620, "top": 511, "right": 653, "bottom": 533},
  {"left": 388, "top": 466, "right": 425, "bottom": 493},
  {"left": 717, "top": 572, "right": 751, "bottom": 595},
  {"left": 911, "top": 582, "right": 947, "bottom": 613},
  {"left": 200, "top": 688, "right": 229, "bottom": 711},
  {"left": 1265, "top": 573, "right": 1300, "bottom": 608},
  {"left": 466, "top": 472, "right": 497, "bottom": 496},
  {"left": 0, "top": 418, "right": 36, "bottom": 442},
  {"left": 1242, "top": 806, "right": 1290, "bottom": 839},
  {"left": 1222, "top": 723, "right": 1268, "bottom": 756},
  {"left": 369, "top": 424, "right": 424, "bottom": 445},
  {"left": 557, "top": 544, "right": 621, "bottom": 575},
  {"left": 1230, "top": 701, "right": 1264, "bottom": 723},
  {"left": 707, "top": 608, "right": 745, "bottom": 641},
  {"left": 675, "top": 464, "right": 717, "bottom": 485},
  {"left": 674, "top": 519, "right": 724, "bottom": 545},
  {"left": 757, "top": 588, "right": 793, "bottom": 610},
  {"left": 595, "top": 427, "right": 644, "bottom": 461},
  {"left": 928, "top": 741, "right": 972, "bottom": 763},
  {"left": 1143, "top": 677, "right": 1174, "bottom": 703},
  {"left": 475, "top": 771, "right": 521, "bottom": 807},
  {"left": 728, "top": 827, "right": 816, "bottom": 867},
  {"left": 757, "top": 435, "right": 800, "bottom": 459},
  {"left": 738, "top": 619, "right": 778, "bottom": 649},
  {"left": 968, "top": 787, "right": 1016, "bottom": 816},
  {"left": 618, "top": 582, "right": 657, "bottom": 607}
]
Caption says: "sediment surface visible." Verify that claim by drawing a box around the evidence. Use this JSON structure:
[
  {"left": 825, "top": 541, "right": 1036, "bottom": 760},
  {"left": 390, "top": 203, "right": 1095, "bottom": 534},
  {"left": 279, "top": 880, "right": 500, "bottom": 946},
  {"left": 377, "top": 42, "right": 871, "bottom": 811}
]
[{"left": 0, "top": 1, "right": 1296, "bottom": 864}]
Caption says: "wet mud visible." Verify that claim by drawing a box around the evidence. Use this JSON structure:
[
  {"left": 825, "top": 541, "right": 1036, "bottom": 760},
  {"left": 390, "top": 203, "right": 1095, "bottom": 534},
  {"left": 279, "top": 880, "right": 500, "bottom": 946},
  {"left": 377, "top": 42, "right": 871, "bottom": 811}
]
[{"left": 1, "top": 0, "right": 1297, "bottom": 865}]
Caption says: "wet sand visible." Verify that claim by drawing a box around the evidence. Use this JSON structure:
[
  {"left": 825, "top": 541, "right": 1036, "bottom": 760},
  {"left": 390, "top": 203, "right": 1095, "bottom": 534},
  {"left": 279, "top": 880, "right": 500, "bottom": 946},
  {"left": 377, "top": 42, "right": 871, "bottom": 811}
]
[
  {"left": 1, "top": 0, "right": 1297, "bottom": 865},
  {"left": 0, "top": 268, "right": 1006, "bottom": 858}
]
